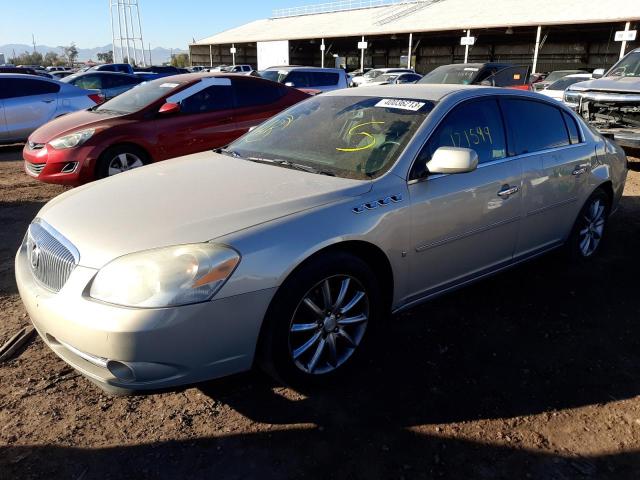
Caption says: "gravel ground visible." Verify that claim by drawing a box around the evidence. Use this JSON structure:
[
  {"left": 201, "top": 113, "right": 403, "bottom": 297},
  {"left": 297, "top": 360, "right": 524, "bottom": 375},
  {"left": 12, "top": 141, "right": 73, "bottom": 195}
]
[{"left": 1, "top": 144, "right": 639, "bottom": 479}]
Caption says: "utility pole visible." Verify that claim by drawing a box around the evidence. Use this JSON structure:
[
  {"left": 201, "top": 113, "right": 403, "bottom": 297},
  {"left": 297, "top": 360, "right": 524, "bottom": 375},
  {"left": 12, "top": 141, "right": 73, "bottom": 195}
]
[{"left": 32, "top": 34, "right": 36, "bottom": 53}]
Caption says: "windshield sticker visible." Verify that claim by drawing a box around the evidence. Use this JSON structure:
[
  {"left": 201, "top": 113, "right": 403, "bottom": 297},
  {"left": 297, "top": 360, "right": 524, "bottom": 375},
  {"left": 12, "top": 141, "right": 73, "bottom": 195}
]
[
  {"left": 336, "top": 121, "right": 386, "bottom": 152},
  {"left": 159, "top": 83, "right": 180, "bottom": 88},
  {"left": 464, "top": 68, "right": 480, "bottom": 71},
  {"left": 375, "top": 99, "right": 425, "bottom": 111}
]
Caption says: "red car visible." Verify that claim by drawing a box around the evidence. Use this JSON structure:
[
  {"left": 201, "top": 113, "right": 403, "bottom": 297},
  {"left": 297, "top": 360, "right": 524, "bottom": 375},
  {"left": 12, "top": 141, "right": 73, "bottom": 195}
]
[{"left": 23, "top": 73, "right": 310, "bottom": 185}]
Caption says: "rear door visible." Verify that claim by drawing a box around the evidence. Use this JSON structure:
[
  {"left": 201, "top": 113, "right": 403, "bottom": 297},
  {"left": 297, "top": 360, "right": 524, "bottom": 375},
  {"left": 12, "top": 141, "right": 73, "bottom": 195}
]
[
  {"left": 406, "top": 97, "right": 523, "bottom": 301},
  {"left": 155, "top": 78, "right": 237, "bottom": 159},
  {"left": 500, "top": 98, "right": 594, "bottom": 256},
  {"left": 2, "top": 78, "right": 60, "bottom": 141}
]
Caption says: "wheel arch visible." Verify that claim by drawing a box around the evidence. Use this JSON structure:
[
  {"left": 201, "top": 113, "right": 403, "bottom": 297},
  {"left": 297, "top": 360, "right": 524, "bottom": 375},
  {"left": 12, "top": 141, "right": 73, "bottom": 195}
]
[{"left": 93, "top": 141, "right": 153, "bottom": 176}]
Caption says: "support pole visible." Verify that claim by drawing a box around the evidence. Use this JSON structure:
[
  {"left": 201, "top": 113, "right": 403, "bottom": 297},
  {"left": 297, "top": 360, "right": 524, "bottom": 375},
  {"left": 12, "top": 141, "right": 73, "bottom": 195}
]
[
  {"left": 620, "top": 21, "right": 631, "bottom": 59},
  {"left": 360, "top": 35, "right": 365, "bottom": 72},
  {"left": 135, "top": 0, "right": 146, "bottom": 66},
  {"left": 117, "top": 0, "right": 125, "bottom": 64},
  {"left": 464, "top": 30, "right": 471, "bottom": 63},
  {"left": 321, "top": 38, "right": 325, "bottom": 68},
  {"left": 109, "top": 1, "right": 118, "bottom": 62},
  {"left": 407, "top": 33, "right": 413, "bottom": 69},
  {"left": 232, "top": 43, "right": 236, "bottom": 66},
  {"left": 532, "top": 25, "right": 541, "bottom": 74},
  {"left": 209, "top": 44, "right": 213, "bottom": 67}
]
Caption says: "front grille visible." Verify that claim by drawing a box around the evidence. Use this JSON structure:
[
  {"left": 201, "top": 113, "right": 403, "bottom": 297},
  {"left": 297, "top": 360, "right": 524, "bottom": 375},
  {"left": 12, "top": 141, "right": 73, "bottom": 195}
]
[
  {"left": 27, "top": 220, "right": 79, "bottom": 292},
  {"left": 25, "top": 162, "right": 46, "bottom": 176}
]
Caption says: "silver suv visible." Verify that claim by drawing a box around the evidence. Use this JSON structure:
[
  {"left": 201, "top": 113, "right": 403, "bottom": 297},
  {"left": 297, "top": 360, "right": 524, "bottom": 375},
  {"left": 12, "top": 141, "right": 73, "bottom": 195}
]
[
  {"left": 259, "top": 66, "right": 350, "bottom": 92},
  {"left": 16, "top": 85, "right": 627, "bottom": 393}
]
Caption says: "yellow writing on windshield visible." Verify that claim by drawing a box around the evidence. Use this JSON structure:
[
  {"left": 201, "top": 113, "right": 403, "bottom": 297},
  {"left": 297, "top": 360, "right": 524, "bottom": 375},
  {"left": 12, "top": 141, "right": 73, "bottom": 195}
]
[
  {"left": 246, "top": 114, "right": 295, "bottom": 143},
  {"left": 336, "top": 121, "right": 386, "bottom": 152}
]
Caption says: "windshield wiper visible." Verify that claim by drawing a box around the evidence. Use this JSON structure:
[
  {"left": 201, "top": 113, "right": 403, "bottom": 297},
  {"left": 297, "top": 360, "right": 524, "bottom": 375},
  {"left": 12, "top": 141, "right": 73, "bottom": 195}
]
[
  {"left": 247, "top": 156, "right": 335, "bottom": 176},
  {"left": 216, "top": 148, "right": 243, "bottom": 158}
]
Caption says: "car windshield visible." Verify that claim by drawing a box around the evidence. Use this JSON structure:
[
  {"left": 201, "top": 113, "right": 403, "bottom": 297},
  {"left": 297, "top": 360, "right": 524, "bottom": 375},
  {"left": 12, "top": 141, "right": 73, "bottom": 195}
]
[
  {"left": 260, "top": 70, "right": 287, "bottom": 83},
  {"left": 364, "top": 69, "right": 383, "bottom": 79},
  {"left": 547, "top": 76, "right": 591, "bottom": 90},
  {"left": 379, "top": 74, "right": 400, "bottom": 82},
  {"left": 607, "top": 52, "right": 640, "bottom": 78},
  {"left": 544, "top": 71, "right": 582, "bottom": 83},
  {"left": 419, "top": 65, "right": 480, "bottom": 85},
  {"left": 228, "top": 95, "right": 435, "bottom": 180},
  {"left": 95, "top": 79, "right": 186, "bottom": 113}
]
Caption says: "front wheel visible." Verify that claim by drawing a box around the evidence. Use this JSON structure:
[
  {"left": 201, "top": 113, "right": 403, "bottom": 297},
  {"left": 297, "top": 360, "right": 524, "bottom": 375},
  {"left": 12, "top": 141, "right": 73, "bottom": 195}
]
[
  {"left": 96, "top": 145, "right": 149, "bottom": 179},
  {"left": 567, "top": 188, "right": 610, "bottom": 260},
  {"left": 260, "top": 252, "right": 383, "bottom": 387}
]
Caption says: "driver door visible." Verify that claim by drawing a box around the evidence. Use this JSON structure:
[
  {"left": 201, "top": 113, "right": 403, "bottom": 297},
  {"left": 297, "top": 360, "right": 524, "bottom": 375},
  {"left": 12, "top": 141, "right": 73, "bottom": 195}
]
[{"left": 406, "top": 97, "right": 523, "bottom": 301}]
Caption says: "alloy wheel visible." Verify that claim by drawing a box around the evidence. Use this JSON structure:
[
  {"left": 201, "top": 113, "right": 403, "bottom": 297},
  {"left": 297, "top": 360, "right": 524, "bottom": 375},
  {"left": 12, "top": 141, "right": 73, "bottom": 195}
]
[
  {"left": 107, "top": 153, "right": 144, "bottom": 176},
  {"left": 288, "top": 275, "right": 369, "bottom": 375},
  {"left": 578, "top": 198, "right": 606, "bottom": 257}
]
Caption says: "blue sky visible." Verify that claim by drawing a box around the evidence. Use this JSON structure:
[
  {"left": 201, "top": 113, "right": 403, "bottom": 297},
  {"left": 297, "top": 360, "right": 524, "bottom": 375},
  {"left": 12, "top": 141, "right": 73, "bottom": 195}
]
[{"left": 1, "top": 0, "right": 305, "bottom": 49}]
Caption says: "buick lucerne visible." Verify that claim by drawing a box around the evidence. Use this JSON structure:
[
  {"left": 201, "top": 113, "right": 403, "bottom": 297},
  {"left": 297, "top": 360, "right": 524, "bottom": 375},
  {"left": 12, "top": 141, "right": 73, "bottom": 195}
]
[{"left": 16, "top": 85, "right": 628, "bottom": 392}]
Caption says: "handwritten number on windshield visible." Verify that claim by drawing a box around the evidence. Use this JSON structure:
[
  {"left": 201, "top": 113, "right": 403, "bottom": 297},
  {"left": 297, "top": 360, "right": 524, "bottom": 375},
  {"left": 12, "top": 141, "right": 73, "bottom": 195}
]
[
  {"left": 449, "top": 126, "right": 493, "bottom": 148},
  {"left": 336, "top": 121, "right": 386, "bottom": 152}
]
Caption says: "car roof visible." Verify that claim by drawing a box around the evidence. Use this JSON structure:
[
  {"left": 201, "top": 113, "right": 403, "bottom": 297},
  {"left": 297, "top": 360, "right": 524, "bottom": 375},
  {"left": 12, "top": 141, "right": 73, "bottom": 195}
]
[
  {"left": 265, "top": 66, "right": 344, "bottom": 73},
  {"left": 565, "top": 73, "right": 592, "bottom": 78},
  {"left": 0, "top": 73, "right": 57, "bottom": 80},
  {"left": 324, "top": 83, "right": 543, "bottom": 102}
]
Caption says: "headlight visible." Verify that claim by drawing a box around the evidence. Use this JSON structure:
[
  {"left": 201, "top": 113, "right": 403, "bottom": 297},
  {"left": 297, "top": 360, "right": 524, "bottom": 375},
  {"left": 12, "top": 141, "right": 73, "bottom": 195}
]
[
  {"left": 50, "top": 128, "right": 95, "bottom": 150},
  {"left": 89, "top": 244, "right": 240, "bottom": 308}
]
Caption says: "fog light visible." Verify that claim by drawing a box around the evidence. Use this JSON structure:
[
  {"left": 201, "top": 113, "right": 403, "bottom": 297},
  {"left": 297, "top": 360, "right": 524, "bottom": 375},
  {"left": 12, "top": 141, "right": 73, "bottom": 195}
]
[
  {"left": 61, "top": 162, "right": 78, "bottom": 173},
  {"left": 107, "top": 360, "right": 136, "bottom": 382}
]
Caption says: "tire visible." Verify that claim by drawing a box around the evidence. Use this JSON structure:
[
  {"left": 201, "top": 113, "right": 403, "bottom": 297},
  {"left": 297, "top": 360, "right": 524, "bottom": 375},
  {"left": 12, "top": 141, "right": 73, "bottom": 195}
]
[
  {"left": 96, "top": 145, "right": 149, "bottom": 180},
  {"left": 259, "top": 251, "right": 383, "bottom": 388},
  {"left": 566, "top": 188, "right": 610, "bottom": 261}
]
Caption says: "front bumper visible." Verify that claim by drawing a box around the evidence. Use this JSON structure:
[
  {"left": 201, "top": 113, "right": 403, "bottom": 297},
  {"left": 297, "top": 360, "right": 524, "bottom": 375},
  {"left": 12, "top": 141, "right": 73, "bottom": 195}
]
[
  {"left": 22, "top": 142, "right": 100, "bottom": 186},
  {"left": 599, "top": 128, "right": 640, "bottom": 149},
  {"left": 15, "top": 241, "right": 276, "bottom": 393}
]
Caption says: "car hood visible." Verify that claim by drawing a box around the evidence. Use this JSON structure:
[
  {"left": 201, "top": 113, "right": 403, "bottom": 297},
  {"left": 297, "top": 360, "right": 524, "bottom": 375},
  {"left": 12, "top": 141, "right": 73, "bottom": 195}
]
[
  {"left": 37, "top": 152, "right": 371, "bottom": 268},
  {"left": 29, "top": 109, "right": 127, "bottom": 143},
  {"left": 568, "top": 76, "right": 640, "bottom": 94}
]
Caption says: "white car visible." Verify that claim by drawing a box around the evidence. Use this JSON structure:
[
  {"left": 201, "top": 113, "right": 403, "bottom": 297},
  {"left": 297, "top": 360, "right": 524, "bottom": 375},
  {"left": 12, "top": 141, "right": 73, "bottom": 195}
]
[
  {"left": 538, "top": 74, "right": 592, "bottom": 102},
  {"left": 351, "top": 68, "right": 415, "bottom": 87}
]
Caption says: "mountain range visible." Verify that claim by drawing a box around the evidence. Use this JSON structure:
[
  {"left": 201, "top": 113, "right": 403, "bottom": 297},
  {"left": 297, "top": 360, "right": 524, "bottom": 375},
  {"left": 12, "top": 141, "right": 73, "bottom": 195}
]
[{"left": 0, "top": 43, "right": 188, "bottom": 64}]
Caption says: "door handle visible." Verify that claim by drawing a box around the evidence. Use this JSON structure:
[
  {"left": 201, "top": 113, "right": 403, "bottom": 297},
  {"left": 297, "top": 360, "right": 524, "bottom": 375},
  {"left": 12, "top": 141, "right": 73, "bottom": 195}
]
[
  {"left": 41, "top": 99, "right": 55, "bottom": 104},
  {"left": 572, "top": 164, "right": 589, "bottom": 176},
  {"left": 497, "top": 185, "right": 519, "bottom": 198}
]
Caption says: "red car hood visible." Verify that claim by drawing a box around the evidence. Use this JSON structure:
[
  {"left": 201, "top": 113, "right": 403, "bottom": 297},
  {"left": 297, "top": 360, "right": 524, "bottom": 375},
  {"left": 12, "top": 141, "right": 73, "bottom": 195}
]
[{"left": 29, "top": 109, "right": 126, "bottom": 144}]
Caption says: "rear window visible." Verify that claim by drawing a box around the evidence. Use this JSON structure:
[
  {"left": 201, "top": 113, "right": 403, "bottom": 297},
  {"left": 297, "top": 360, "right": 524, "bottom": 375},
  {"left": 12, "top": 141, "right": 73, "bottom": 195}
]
[
  {"left": 500, "top": 98, "right": 570, "bottom": 155},
  {"left": 0, "top": 78, "right": 59, "bottom": 98}
]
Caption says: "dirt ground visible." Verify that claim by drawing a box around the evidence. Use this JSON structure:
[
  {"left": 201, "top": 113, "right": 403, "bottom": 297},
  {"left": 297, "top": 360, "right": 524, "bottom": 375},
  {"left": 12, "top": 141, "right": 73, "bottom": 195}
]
[{"left": 1, "top": 144, "right": 639, "bottom": 480}]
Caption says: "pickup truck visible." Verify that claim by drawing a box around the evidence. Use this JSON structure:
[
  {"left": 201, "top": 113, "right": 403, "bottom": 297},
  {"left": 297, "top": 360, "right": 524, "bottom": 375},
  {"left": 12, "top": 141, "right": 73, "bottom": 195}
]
[{"left": 564, "top": 48, "right": 640, "bottom": 149}]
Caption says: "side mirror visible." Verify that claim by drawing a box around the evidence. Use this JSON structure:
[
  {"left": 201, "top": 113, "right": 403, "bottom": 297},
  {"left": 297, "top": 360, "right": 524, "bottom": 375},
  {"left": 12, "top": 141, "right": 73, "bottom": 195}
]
[
  {"left": 592, "top": 68, "right": 605, "bottom": 79},
  {"left": 480, "top": 79, "right": 494, "bottom": 87},
  {"left": 158, "top": 102, "right": 180, "bottom": 115},
  {"left": 426, "top": 147, "right": 478, "bottom": 174}
]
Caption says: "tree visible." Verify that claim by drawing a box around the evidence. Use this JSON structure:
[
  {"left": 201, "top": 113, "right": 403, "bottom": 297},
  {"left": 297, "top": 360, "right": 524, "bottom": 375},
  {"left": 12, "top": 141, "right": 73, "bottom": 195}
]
[
  {"left": 9, "top": 51, "right": 43, "bottom": 66},
  {"left": 63, "top": 43, "right": 79, "bottom": 66},
  {"left": 170, "top": 53, "right": 190, "bottom": 68},
  {"left": 97, "top": 50, "right": 113, "bottom": 63},
  {"left": 43, "top": 51, "right": 62, "bottom": 67}
]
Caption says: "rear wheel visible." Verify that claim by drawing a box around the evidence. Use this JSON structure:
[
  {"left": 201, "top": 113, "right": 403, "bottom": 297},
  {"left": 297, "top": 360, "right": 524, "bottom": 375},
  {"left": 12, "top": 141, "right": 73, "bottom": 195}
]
[
  {"left": 96, "top": 145, "right": 149, "bottom": 179},
  {"left": 260, "top": 252, "right": 383, "bottom": 387},
  {"left": 567, "top": 188, "right": 610, "bottom": 260}
]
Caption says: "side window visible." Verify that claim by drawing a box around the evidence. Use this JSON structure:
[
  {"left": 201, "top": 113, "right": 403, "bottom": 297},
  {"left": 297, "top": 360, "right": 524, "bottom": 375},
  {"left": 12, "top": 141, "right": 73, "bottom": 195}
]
[
  {"left": 233, "top": 80, "right": 283, "bottom": 108},
  {"left": 500, "top": 99, "right": 570, "bottom": 155},
  {"left": 489, "top": 67, "right": 529, "bottom": 87},
  {"left": 75, "top": 75, "right": 102, "bottom": 90},
  {"left": 308, "top": 72, "right": 339, "bottom": 87},
  {"left": 179, "top": 85, "right": 234, "bottom": 114},
  {"left": 412, "top": 98, "right": 507, "bottom": 179},
  {"left": 562, "top": 111, "right": 581, "bottom": 144},
  {"left": 283, "top": 71, "right": 309, "bottom": 88},
  {"left": 5, "top": 78, "right": 60, "bottom": 97}
]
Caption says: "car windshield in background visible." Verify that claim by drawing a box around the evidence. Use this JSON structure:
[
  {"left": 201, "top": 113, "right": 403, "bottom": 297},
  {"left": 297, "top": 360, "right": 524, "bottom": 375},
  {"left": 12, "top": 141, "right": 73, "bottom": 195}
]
[
  {"left": 260, "top": 70, "right": 287, "bottom": 83},
  {"left": 95, "top": 79, "right": 186, "bottom": 113},
  {"left": 364, "top": 69, "right": 383, "bottom": 79},
  {"left": 607, "top": 52, "right": 640, "bottom": 78},
  {"left": 379, "top": 74, "right": 400, "bottom": 82},
  {"left": 419, "top": 65, "right": 480, "bottom": 85},
  {"left": 229, "top": 95, "right": 434, "bottom": 180},
  {"left": 547, "top": 77, "right": 590, "bottom": 90}
]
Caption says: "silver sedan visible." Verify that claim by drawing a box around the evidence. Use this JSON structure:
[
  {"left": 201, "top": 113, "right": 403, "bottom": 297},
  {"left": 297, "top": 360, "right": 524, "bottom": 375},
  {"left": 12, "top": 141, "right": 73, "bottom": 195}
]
[
  {"left": 0, "top": 74, "right": 101, "bottom": 144},
  {"left": 15, "top": 85, "right": 628, "bottom": 393}
]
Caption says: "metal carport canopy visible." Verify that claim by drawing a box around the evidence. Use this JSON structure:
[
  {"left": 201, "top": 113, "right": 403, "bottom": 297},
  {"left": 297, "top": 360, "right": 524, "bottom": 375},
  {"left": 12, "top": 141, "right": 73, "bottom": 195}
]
[{"left": 192, "top": 0, "right": 639, "bottom": 45}]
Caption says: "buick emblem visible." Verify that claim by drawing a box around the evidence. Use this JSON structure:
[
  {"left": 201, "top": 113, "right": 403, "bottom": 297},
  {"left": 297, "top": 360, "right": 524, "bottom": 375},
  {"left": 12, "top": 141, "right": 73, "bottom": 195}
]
[{"left": 30, "top": 242, "right": 41, "bottom": 269}]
